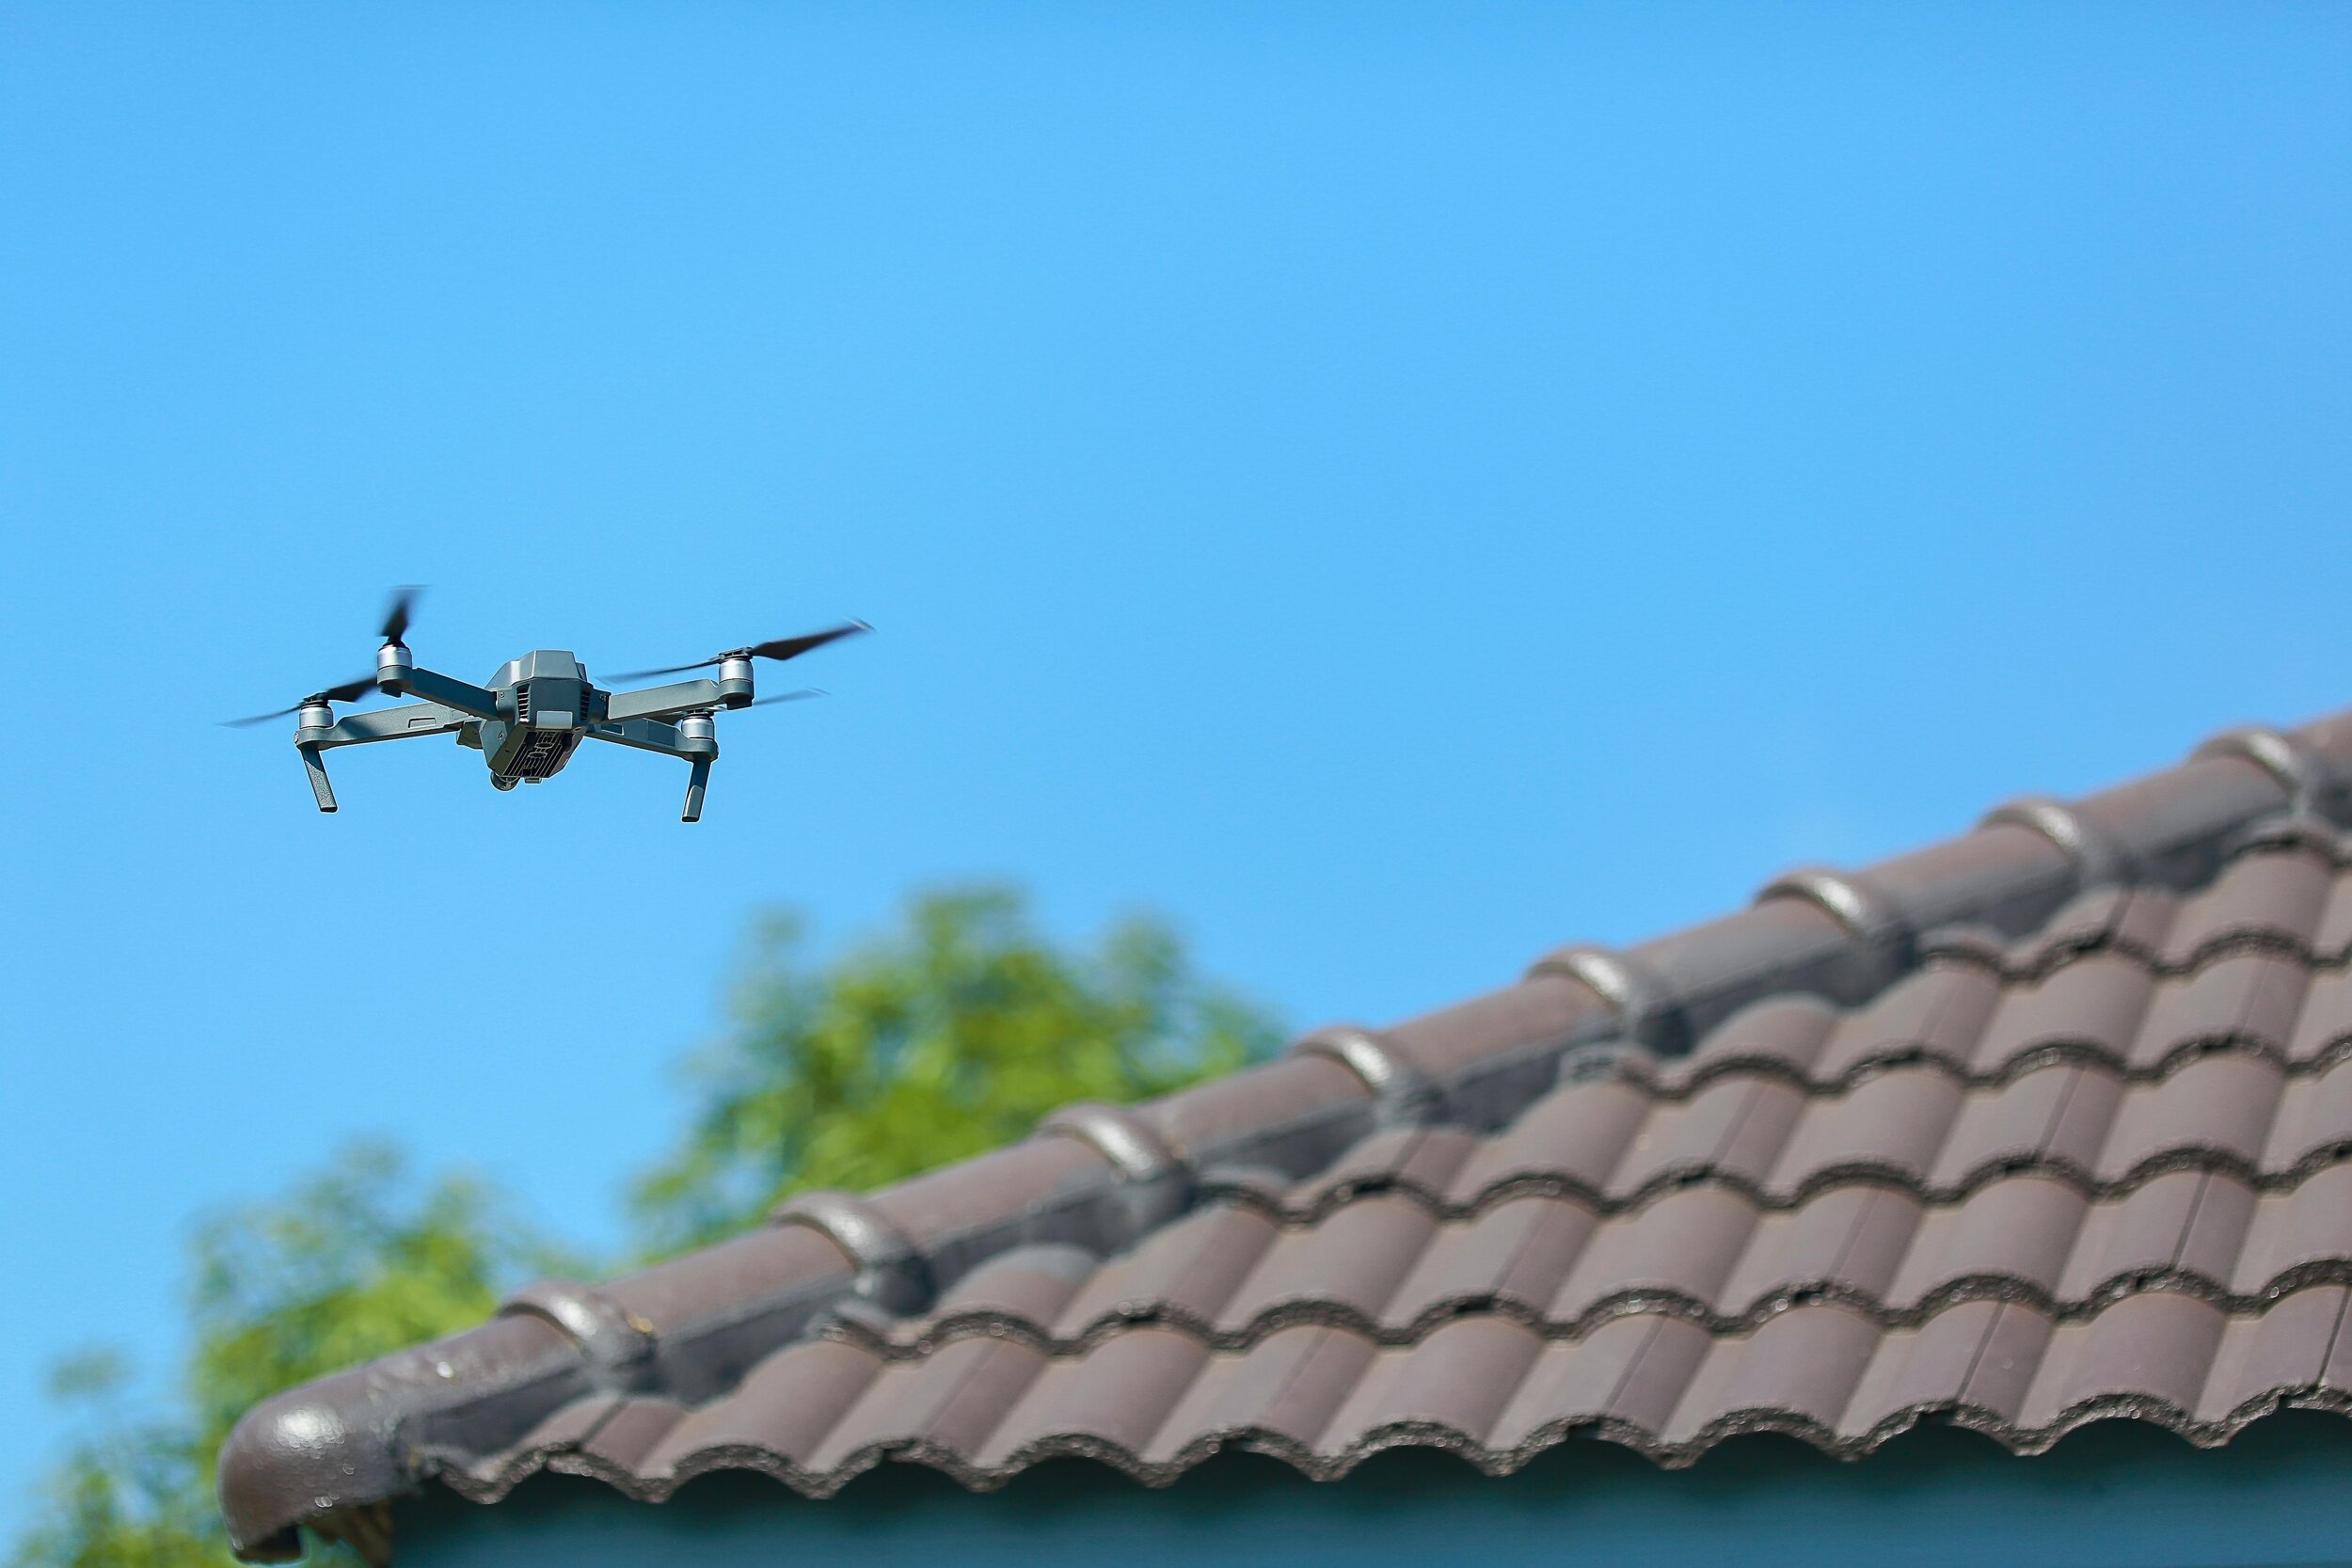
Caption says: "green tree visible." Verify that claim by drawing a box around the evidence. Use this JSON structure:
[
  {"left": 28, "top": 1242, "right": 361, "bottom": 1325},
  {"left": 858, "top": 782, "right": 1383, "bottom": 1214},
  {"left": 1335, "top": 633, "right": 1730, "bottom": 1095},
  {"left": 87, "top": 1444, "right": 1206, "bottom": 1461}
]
[
  {"left": 13, "top": 885, "right": 1276, "bottom": 1565},
  {"left": 633, "top": 885, "right": 1279, "bottom": 1254},
  {"left": 11, "top": 1145, "right": 569, "bottom": 1568},
  {"left": 10, "top": 1351, "right": 217, "bottom": 1568}
]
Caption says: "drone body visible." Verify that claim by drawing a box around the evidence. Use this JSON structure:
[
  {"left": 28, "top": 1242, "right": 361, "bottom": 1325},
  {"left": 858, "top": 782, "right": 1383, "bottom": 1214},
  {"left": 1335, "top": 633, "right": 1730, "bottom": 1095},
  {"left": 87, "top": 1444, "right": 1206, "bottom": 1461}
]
[{"left": 233, "top": 593, "right": 865, "bottom": 821}]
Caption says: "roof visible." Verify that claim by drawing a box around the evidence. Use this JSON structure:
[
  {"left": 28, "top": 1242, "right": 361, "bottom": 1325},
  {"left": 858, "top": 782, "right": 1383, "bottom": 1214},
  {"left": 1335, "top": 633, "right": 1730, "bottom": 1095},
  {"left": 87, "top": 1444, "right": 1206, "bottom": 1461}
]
[{"left": 220, "top": 710, "right": 2352, "bottom": 1564}]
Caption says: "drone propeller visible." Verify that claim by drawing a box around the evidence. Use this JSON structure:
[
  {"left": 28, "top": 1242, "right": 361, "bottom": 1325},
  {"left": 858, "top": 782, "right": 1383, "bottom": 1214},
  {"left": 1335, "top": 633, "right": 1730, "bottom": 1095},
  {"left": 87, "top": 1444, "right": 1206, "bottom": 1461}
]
[
  {"left": 742, "top": 687, "right": 824, "bottom": 709},
  {"left": 609, "top": 620, "right": 869, "bottom": 683},
  {"left": 380, "top": 585, "right": 423, "bottom": 646},
  {"left": 219, "top": 673, "right": 381, "bottom": 727},
  {"left": 224, "top": 590, "right": 420, "bottom": 728}
]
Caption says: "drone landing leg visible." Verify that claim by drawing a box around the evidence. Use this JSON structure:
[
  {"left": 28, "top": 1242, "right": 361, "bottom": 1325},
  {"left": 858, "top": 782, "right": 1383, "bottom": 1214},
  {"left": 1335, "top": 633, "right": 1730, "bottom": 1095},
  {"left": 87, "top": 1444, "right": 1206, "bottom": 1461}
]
[
  {"left": 299, "top": 746, "right": 338, "bottom": 814},
  {"left": 681, "top": 757, "right": 711, "bottom": 823}
]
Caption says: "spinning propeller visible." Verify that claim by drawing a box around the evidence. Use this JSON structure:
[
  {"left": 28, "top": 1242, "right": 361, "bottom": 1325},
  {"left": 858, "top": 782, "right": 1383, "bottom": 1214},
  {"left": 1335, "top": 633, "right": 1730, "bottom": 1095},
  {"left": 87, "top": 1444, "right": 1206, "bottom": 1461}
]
[
  {"left": 741, "top": 688, "right": 824, "bottom": 709},
  {"left": 221, "top": 674, "right": 382, "bottom": 727},
  {"left": 378, "top": 585, "right": 421, "bottom": 647},
  {"left": 221, "top": 588, "right": 426, "bottom": 726},
  {"left": 608, "top": 621, "right": 870, "bottom": 682}
]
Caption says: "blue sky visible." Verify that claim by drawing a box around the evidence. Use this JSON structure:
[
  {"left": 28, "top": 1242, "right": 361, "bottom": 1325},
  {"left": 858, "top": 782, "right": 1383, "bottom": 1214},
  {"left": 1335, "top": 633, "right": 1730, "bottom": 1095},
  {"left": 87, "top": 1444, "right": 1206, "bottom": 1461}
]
[{"left": 3, "top": 1, "right": 2348, "bottom": 1535}]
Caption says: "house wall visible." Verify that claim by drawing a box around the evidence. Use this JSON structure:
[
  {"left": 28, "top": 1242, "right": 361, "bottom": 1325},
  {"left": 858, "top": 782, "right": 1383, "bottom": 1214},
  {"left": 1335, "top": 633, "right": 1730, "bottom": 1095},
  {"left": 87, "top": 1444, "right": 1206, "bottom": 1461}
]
[{"left": 391, "top": 1412, "right": 2352, "bottom": 1568}]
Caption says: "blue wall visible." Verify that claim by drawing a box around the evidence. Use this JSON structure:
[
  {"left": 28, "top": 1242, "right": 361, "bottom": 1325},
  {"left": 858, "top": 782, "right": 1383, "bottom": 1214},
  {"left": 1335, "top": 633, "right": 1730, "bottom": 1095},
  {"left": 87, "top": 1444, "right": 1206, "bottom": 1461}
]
[{"left": 393, "top": 1415, "right": 2352, "bottom": 1568}]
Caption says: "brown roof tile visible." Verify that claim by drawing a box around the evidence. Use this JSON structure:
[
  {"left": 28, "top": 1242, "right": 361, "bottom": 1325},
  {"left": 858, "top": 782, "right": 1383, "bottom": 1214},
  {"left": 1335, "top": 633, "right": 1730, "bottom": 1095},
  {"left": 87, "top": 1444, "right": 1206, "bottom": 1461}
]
[
  {"left": 1677, "top": 992, "right": 1837, "bottom": 1080},
  {"left": 1817, "top": 963, "right": 2003, "bottom": 1079},
  {"left": 2020, "top": 1291, "right": 2228, "bottom": 1428},
  {"left": 1445, "top": 1076, "right": 1650, "bottom": 1200},
  {"left": 1382, "top": 1195, "right": 1595, "bottom": 1329},
  {"left": 1215, "top": 1196, "right": 1436, "bottom": 1332},
  {"left": 1320, "top": 1316, "right": 1546, "bottom": 1456},
  {"left": 2285, "top": 967, "right": 2352, "bottom": 1063},
  {"left": 2236, "top": 1163, "right": 2352, "bottom": 1291},
  {"left": 1670, "top": 1303, "right": 1883, "bottom": 1443},
  {"left": 645, "top": 1336, "right": 882, "bottom": 1481},
  {"left": 2162, "top": 849, "right": 2337, "bottom": 963},
  {"left": 2316, "top": 879, "right": 2352, "bottom": 959},
  {"left": 1553, "top": 1184, "right": 1757, "bottom": 1320},
  {"left": 975, "top": 1324, "right": 1210, "bottom": 1470},
  {"left": 1053, "top": 1204, "right": 1279, "bottom": 1339},
  {"left": 218, "top": 710, "right": 2352, "bottom": 1563},
  {"left": 2197, "top": 1284, "right": 2347, "bottom": 1423},
  {"left": 1976, "top": 955, "right": 2154, "bottom": 1072},
  {"left": 1887, "top": 1175, "right": 2083, "bottom": 1307}
]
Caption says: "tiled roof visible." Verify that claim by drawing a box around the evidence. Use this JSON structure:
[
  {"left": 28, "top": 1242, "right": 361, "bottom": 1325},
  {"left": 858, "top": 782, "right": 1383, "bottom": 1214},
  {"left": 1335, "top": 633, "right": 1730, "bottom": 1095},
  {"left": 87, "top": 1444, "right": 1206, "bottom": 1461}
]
[{"left": 220, "top": 714, "right": 2352, "bottom": 1563}]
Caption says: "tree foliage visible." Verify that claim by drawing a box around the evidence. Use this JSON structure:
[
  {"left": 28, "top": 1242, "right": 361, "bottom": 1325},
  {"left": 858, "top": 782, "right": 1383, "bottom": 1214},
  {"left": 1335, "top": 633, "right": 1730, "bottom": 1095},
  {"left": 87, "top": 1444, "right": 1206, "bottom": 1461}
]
[
  {"left": 9, "top": 1350, "right": 216, "bottom": 1568},
  {"left": 633, "top": 886, "right": 1279, "bottom": 1254},
  {"left": 12, "top": 886, "right": 1276, "bottom": 1565},
  {"left": 12, "top": 1147, "right": 575, "bottom": 1568}
]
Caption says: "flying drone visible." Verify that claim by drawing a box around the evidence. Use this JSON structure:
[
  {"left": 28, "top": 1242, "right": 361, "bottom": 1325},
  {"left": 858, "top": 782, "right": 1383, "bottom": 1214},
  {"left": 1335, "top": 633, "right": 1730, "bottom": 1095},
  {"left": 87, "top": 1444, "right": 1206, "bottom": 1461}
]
[{"left": 226, "top": 590, "right": 867, "bottom": 821}]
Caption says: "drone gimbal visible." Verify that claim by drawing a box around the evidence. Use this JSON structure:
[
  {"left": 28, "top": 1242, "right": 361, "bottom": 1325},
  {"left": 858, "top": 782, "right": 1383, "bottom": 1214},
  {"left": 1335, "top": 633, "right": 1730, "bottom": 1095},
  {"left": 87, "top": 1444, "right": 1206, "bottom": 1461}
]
[{"left": 227, "top": 589, "right": 867, "bottom": 821}]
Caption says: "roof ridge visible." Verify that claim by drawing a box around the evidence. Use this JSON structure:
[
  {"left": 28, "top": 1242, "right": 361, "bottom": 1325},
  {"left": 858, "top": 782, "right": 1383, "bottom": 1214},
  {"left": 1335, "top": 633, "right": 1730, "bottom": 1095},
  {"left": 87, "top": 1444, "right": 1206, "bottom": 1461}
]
[{"left": 217, "top": 711, "right": 2352, "bottom": 1561}]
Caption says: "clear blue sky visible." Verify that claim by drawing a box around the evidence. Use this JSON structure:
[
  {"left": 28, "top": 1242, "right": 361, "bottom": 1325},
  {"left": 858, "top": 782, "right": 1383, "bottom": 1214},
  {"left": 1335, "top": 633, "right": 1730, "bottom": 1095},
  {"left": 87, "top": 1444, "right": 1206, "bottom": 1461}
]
[{"left": 3, "top": 2, "right": 2348, "bottom": 1534}]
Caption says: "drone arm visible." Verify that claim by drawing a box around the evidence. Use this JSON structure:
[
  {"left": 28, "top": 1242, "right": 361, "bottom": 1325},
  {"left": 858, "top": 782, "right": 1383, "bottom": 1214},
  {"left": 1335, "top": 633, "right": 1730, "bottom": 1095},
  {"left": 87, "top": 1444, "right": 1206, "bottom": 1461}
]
[
  {"left": 584, "top": 718, "right": 693, "bottom": 756},
  {"left": 306, "top": 701, "right": 471, "bottom": 751},
  {"left": 605, "top": 679, "right": 727, "bottom": 724},
  {"left": 379, "top": 663, "right": 502, "bottom": 723}
]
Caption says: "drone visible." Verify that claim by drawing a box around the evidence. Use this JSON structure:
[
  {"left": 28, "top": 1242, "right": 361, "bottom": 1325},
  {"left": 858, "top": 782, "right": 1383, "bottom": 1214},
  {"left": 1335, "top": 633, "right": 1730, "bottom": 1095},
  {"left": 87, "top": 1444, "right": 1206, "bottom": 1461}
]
[{"left": 226, "top": 589, "right": 867, "bottom": 821}]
